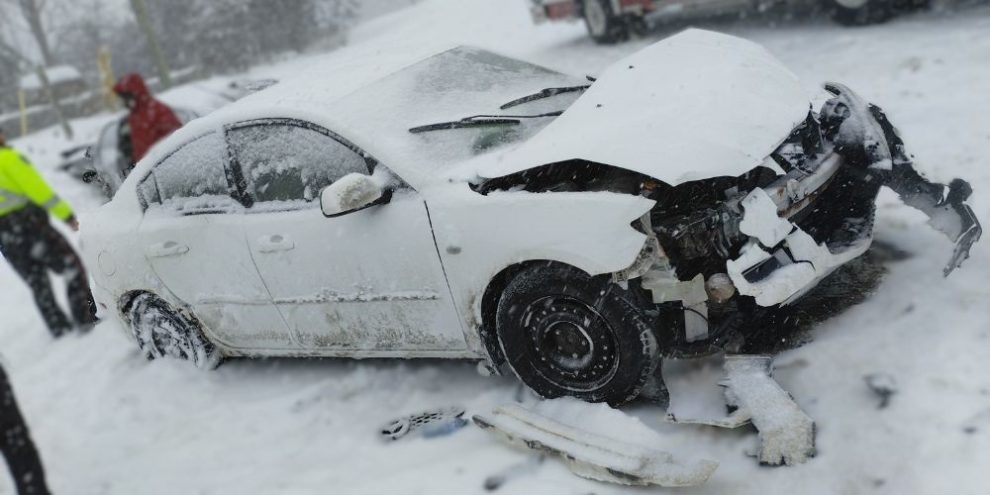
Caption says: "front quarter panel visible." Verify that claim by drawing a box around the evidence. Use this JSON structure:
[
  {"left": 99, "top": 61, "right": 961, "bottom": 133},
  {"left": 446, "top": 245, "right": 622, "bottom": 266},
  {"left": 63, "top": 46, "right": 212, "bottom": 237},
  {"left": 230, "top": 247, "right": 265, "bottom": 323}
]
[{"left": 425, "top": 184, "right": 655, "bottom": 352}]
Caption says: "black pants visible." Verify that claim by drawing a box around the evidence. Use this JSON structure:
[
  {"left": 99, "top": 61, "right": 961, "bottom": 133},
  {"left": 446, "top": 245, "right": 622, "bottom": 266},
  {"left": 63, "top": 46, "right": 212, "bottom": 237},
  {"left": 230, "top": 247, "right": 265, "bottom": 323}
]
[
  {"left": 0, "top": 207, "right": 96, "bottom": 336},
  {"left": 0, "top": 365, "right": 50, "bottom": 495}
]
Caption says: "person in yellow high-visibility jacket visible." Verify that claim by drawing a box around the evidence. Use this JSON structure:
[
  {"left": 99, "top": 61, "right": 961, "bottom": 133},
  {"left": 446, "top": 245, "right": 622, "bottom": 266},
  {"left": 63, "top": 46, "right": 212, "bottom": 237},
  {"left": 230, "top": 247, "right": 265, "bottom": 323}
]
[{"left": 0, "top": 127, "right": 97, "bottom": 337}]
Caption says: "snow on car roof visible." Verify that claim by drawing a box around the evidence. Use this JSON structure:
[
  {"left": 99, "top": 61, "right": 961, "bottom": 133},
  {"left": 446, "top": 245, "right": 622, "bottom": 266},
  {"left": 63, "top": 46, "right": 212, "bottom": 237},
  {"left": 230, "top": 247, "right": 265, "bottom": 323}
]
[
  {"left": 479, "top": 29, "right": 811, "bottom": 186},
  {"left": 139, "top": 45, "right": 584, "bottom": 190}
]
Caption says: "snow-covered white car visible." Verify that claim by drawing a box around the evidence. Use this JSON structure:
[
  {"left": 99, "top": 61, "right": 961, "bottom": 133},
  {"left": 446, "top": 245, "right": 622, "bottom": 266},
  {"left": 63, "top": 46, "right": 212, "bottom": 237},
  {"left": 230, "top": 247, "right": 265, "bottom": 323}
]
[
  {"left": 529, "top": 0, "right": 930, "bottom": 43},
  {"left": 81, "top": 30, "right": 979, "bottom": 405}
]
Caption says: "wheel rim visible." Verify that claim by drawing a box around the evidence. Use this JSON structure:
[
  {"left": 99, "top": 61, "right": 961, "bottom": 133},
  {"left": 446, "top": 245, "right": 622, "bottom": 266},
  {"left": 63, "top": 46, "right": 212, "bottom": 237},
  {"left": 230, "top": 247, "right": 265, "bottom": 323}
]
[
  {"left": 521, "top": 295, "right": 620, "bottom": 392},
  {"left": 584, "top": 0, "right": 608, "bottom": 37}
]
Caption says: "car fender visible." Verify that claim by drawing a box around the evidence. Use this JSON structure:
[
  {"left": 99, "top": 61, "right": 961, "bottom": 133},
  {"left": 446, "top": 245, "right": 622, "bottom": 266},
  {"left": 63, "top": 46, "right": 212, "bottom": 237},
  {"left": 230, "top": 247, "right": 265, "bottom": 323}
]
[
  {"left": 79, "top": 189, "right": 164, "bottom": 334},
  {"left": 424, "top": 183, "right": 655, "bottom": 353}
]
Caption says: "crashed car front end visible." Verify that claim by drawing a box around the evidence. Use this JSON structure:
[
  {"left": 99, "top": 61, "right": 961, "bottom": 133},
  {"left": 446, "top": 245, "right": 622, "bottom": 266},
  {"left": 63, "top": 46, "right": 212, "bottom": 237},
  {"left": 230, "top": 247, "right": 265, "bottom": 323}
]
[{"left": 613, "top": 83, "right": 981, "bottom": 352}]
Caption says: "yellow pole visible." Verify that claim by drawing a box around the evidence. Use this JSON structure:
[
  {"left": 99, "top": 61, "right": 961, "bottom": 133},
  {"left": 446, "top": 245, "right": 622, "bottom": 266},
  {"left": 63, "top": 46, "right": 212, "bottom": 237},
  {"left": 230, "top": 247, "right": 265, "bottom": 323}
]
[
  {"left": 17, "top": 89, "right": 28, "bottom": 136},
  {"left": 98, "top": 46, "right": 117, "bottom": 111}
]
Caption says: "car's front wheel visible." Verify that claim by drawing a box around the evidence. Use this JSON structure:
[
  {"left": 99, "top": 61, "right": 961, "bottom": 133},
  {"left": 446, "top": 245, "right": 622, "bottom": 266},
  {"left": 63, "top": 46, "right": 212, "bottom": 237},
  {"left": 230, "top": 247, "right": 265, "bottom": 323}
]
[
  {"left": 126, "top": 293, "right": 221, "bottom": 369},
  {"left": 495, "top": 263, "right": 659, "bottom": 406}
]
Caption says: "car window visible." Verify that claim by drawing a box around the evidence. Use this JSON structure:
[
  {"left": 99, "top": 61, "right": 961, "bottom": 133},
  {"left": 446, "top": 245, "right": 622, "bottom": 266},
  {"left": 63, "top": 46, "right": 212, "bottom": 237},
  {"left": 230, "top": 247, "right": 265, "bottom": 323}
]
[
  {"left": 227, "top": 123, "right": 370, "bottom": 206},
  {"left": 137, "top": 132, "right": 233, "bottom": 213}
]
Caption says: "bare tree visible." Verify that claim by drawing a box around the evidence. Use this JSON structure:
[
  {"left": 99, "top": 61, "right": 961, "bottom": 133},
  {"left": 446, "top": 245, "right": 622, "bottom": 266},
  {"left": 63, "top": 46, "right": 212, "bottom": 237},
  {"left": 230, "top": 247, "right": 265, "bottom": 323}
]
[
  {"left": 17, "top": 0, "right": 54, "bottom": 66},
  {"left": 0, "top": 20, "right": 73, "bottom": 139},
  {"left": 129, "top": 0, "right": 172, "bottom": 88}
]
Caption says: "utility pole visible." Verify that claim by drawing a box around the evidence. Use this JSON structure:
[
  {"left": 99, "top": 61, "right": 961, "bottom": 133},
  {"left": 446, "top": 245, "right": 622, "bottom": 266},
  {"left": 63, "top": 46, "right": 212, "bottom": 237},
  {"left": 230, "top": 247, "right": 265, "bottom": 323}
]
[{"left": 129, "top": 0, "right": 172, "bottom": 89}]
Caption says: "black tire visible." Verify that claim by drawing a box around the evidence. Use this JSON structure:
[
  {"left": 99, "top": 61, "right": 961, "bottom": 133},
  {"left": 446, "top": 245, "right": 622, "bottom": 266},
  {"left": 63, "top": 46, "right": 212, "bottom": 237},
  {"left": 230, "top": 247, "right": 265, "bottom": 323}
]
[
  {"left": 495, "top": 263, "right": 659, "bottom": 405},
  {"left": 126, "top": 293, "right": 222, "bottom": 369},
  {"left": 582, "top": 0, "right": 630, "bottom": 44},
  {"left": 826, "top": 0, "right": 895, "bottom": 25}
]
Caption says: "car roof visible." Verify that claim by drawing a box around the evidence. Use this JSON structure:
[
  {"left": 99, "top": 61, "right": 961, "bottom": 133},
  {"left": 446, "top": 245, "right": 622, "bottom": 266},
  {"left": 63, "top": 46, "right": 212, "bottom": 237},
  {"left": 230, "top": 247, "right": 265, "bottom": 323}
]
[{"left": 135, "top": 46, "right": 584, "bottom": 191}]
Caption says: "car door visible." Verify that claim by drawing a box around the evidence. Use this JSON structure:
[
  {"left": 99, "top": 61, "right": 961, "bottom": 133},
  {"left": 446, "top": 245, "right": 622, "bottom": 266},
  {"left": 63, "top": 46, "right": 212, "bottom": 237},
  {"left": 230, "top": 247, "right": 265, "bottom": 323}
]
[
  {"left": 136, "top": 131, "right": 294, "bottom": 351},
  {"left": 227, "top": 119, "right": 467, "bottom": 355}
]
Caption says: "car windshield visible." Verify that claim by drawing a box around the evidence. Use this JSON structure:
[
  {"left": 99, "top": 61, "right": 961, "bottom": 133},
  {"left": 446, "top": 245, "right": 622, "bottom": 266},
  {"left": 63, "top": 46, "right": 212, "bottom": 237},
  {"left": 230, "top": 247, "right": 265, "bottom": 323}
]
[{"left": 324, "top": 47, "right": 587, "bottom": 186}]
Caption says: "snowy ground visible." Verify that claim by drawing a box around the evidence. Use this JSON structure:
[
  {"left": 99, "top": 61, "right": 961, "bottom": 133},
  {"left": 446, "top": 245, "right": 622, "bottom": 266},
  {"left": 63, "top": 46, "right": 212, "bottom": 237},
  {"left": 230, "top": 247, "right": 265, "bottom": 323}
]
[{"left": 2, "top": 0, "right": 989, "bottom": 493}]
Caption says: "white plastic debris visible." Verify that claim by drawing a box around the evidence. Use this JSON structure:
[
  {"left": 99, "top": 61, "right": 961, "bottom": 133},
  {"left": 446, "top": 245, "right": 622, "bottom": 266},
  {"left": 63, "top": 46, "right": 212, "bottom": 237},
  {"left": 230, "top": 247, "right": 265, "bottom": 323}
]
[
  {"left": 473, "top": 403, "right": 718, "bottom": 487},
  {"left": 380, "top": 407, "right": 467, "bottom": 441},
  {"left": 722, "top": 356, "right": 816, "bottom": 465},
  {"left": 666, "top": 355, "right": 816, "bottom": 466}
]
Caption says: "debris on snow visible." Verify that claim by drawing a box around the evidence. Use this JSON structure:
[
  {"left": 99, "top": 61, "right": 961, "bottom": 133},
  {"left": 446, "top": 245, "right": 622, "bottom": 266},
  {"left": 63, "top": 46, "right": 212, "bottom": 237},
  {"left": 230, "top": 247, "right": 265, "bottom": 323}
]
[
  {"left": 864, "top": 373, "right": 898, "bottom": 409},
  {"left": 483, "top": 455, "right": 546, "bottom": 491},
  {"left": 723, "top": 356, "right": 816, "bottom": 465},
  {"left": 379, "top": 406, "right": 467, "bottom": 441},
  {"left": 961, "top": 408, "right": 990, "bottom": 435},
  {"left": 473, "top": 401, "right": 718, "bottom": 487},
  {"left": 665, "top": 355, "right": 816, "bottom": 466}
]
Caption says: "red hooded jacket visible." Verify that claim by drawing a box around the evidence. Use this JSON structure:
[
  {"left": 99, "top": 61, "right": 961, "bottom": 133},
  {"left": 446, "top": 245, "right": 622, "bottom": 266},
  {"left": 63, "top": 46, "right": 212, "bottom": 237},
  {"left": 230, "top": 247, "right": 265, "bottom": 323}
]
[{"left": 112, "top": 73, "right": 182, "bottom": 163}]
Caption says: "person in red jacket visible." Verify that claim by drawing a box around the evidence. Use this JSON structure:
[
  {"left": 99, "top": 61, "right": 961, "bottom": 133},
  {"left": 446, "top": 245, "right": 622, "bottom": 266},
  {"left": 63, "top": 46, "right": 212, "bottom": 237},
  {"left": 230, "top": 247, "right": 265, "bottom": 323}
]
[{"left": 112, "top": 73, "right": 182, "bottom": 166}]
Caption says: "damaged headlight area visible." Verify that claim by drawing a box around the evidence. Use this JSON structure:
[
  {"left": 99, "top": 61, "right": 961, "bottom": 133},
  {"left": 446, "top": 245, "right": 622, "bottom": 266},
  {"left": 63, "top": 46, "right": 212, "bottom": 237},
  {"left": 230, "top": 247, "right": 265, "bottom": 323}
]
[
  {"left": 629, "top": 83, "right": 981, "bottom": 354},
  {"left": 476, "top": 84, "right": 980, "bottom": 359}
]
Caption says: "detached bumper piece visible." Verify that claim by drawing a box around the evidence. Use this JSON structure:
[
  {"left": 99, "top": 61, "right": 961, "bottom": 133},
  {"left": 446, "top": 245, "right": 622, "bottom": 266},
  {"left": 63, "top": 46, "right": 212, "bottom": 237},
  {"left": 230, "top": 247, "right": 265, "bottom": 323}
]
[
  {"left": 473, "top": 403, "right": 718, "bottom": 487},
  {"left": 822, "top": 82, "right": 982, "bottom": 277},
  {"left": 666, "top": 355, "right": 816, "bottom": 466},
  {"left": 726, "top": 83, "right": 981, "bottom": 306}
]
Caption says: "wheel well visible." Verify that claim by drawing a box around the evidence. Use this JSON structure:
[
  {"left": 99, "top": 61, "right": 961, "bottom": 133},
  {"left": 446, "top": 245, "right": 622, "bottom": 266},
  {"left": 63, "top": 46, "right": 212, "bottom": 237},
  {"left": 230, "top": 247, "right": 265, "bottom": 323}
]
[{"left": 479, "top": 260, "right": 592, "bottom": 371}]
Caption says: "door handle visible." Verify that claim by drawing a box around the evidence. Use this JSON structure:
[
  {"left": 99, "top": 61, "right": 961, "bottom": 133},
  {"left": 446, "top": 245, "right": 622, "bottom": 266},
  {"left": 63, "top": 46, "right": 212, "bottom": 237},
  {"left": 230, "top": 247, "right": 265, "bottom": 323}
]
[
  {"left": 256, "top": 234, "right": 295, "bottom": 253},
  {"left": 148, "top": 241, "right": 189, "bottom": 258}
]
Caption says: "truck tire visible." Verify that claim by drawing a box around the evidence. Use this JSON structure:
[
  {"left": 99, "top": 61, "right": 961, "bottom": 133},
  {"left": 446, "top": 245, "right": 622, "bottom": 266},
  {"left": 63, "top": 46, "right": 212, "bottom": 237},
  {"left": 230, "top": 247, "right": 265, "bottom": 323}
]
[
  {"left": 495, "top": 263, "right": 659, "bottom": 406},
  {"left": 826, "top": 0, "right": 895, "bottom": 25},
  {"left": 582, "top": 0, "right": 630, "bottom": 44}
]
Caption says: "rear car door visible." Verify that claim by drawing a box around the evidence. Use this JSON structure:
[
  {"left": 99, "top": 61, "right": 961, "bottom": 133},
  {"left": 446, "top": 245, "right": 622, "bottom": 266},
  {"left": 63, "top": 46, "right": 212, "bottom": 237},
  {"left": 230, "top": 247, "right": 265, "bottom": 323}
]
[
  {"left": 136, "top": 132, "right": 294, "bottom": 351},
  {"left": 228, "top": 120, "right": 466, "bottom": 355}
]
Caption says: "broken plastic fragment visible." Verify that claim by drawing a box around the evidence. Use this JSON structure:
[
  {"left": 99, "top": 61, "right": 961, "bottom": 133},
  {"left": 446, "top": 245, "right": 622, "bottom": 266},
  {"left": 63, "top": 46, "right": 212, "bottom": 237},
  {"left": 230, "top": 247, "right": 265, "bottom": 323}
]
[
  {"left": 663, "top": 355, "right": 816, "bottom": 466},
  {"left": 380, "top": 406, "right": 467, "bottom": 441},
  {"left": 473, "top": 403, "right": 718, "bottom": 487},
  {"left": 738, "top": 188, "right": 794, "bottom": 247},
  {"left": 722, "top": 356, "right": 816, "bottom": 465}
]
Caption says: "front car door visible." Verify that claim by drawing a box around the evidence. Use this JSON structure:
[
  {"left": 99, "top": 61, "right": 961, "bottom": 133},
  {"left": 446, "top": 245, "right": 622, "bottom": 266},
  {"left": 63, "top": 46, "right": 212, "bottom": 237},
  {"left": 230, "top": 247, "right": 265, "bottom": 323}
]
[
  {"left": 227, "top": 119, "right": 467, "bottom": 356},
  {"left": 136, "top": 132, "right": 294, "bottom": 351}
]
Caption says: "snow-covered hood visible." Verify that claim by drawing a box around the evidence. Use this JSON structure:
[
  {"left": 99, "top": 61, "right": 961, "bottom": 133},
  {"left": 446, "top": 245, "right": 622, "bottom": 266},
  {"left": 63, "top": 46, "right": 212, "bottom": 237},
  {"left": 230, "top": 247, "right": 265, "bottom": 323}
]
[{"left": 480, "top": 29, "right": 811, "bottom": 185}]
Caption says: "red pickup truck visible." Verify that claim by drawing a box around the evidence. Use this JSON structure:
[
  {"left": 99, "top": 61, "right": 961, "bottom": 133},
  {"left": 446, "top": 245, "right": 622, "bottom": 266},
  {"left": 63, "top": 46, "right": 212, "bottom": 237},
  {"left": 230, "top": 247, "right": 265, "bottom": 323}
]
[{"left": 528, "top": 0, "right": 927, "bottom": 43}]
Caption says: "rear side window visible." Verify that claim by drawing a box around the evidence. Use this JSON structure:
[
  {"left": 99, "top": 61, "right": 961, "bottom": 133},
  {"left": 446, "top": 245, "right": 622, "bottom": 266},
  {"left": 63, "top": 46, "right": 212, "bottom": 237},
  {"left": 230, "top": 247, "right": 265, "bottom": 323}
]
[
  {"left": 227, "top": 123, "right": 370, "bottom": 206},
  {"left": 138, "top": 133, "right": 234, "bottom": 213}
]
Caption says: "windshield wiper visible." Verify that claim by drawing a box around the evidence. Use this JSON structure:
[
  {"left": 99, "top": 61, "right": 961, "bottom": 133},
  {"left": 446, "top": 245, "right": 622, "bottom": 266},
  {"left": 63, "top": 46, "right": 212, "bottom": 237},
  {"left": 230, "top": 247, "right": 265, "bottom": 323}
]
[
  {"left": 500, "top": 84, "right": 591, "bottom": 110},
  {"left": 409, "top": 112, "right": 562, "bottom": 134}
]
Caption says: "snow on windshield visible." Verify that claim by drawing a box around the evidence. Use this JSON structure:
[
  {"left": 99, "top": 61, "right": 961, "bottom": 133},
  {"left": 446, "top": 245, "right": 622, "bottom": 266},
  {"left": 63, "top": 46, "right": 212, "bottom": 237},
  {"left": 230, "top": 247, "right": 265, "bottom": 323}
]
[{"left": 324, "top": 47, "right": 585, "bottom": 187}]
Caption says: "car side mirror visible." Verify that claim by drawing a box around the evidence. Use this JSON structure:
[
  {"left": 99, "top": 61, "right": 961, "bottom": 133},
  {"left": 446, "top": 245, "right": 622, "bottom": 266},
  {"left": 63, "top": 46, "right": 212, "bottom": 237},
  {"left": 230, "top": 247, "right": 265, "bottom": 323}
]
[{"left": 320, "top": 173, "right": 387, "bottom": 217}]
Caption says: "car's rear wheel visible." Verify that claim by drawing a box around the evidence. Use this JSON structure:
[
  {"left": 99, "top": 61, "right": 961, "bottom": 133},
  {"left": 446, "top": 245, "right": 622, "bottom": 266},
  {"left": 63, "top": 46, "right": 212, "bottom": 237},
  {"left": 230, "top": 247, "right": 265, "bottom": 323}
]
[
  {"left": 495, "top": 263, "right": 658, "bottom": 405},
  {"left": 126, "top": 293, "right": 221, "bottom": 369},
  {"left": 582, "top": 0, "right": 630, "bottom": 44}
]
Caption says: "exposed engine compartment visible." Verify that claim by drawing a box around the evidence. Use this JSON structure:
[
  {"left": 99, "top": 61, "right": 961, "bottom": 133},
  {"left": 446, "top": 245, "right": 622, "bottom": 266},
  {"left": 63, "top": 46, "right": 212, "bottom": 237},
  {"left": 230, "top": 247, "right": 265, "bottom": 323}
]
[{"left": 476, "top": 84, "right": 981, "bottom": 355}]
